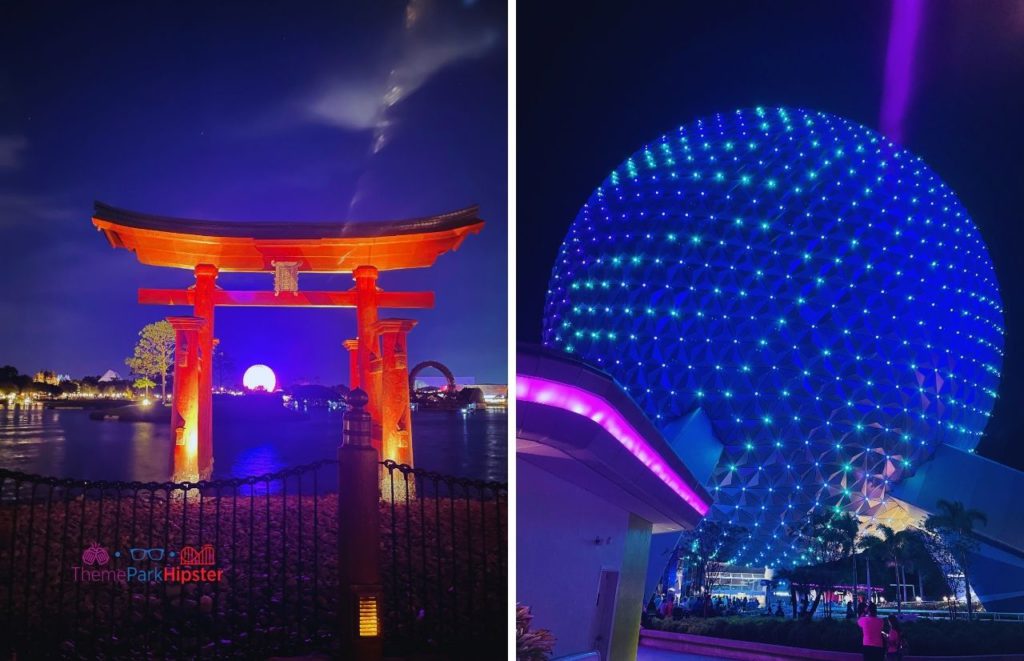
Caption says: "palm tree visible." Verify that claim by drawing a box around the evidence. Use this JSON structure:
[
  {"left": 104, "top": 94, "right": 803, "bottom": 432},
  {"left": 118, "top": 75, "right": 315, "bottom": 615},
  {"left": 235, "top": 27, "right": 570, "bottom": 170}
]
[
  {"left": 925, "top": 499, "right": 988, "bottom": 620},
  {"left": 858, "top": 534, "right": 881, "bottom": 603},
  {"left": 795, "top": 510, "right": 859, "bottom": 618},
  {"left": 858, "top": 525, "right": 909, "bottom": 612},
  {"left": 899, "top": 529, "right": 934, "bottom": 602},
  {"left": 860, "top": 523, "right": 917, "bottom": 613}
]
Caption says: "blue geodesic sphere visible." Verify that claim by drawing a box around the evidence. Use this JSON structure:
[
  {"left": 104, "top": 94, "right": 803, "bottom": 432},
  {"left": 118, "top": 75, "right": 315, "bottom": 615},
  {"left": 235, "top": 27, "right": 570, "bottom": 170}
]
[{"left": 543, "top": 107, "right": 1004, "bottom": 567}]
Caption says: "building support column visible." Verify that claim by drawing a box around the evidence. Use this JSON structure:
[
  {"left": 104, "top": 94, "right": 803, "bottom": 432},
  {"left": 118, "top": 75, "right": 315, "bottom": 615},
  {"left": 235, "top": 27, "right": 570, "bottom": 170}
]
[
  {"left": 343, "top": 339, "right": 360, "bottom": 390},
  {"left": 374, "top": 318, "right": 417, "bottom": 468},
  {"left": 168, "top": 316, "right": 205, "bottom": 483},
  {"left": 193, "top": 264, "right": 218, "bottom": 480}
]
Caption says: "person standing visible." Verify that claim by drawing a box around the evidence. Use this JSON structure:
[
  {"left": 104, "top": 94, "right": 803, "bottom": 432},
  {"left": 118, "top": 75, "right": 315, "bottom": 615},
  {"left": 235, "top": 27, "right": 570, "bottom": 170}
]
[
  {"left": 884, "top": 614, "right": 905, "bottom": 660},
  {"left": 660, "top": 593, "right": 675, "bottom": 618},
  {"left": 857, "top": 603, "right": 885, "bottom": 661}
]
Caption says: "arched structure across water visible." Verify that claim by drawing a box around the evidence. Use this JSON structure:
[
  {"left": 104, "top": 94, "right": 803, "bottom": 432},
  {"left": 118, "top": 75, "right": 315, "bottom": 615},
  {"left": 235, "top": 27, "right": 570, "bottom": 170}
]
[{"left": 409, "top": 361, "right": 457, "bottom": 393}]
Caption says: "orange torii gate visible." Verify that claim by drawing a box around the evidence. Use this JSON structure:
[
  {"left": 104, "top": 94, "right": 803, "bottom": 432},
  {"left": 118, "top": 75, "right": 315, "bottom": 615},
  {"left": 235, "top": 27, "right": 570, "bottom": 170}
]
[{"left": 92, "top": 201, "right": 483, "bottom": 482}]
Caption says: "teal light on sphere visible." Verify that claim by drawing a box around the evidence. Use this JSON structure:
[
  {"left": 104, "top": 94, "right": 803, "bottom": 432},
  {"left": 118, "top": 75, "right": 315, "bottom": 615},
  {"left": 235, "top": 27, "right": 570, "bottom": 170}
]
[{"left": 543, "top": 107, "right": 1004, "bottom": 567}]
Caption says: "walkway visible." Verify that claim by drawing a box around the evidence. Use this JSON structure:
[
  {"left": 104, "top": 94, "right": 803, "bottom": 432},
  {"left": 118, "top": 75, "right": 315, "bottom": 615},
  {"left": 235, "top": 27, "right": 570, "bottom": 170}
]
[{"left": 637, "top": 646, "right": 725, "bottom": 660}]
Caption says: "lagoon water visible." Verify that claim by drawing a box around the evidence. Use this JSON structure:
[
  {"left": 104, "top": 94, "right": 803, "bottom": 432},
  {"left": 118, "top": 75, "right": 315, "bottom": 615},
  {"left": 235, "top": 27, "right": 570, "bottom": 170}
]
[{"left": 0, "top": 402, "right": 506, "bottom": 485}]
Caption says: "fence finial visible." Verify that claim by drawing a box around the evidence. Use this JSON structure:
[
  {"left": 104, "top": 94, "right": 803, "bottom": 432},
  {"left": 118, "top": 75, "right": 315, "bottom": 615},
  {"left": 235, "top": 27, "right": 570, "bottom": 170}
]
[{"left": 344, "top": 388, "right": 372, "bottom": 447}]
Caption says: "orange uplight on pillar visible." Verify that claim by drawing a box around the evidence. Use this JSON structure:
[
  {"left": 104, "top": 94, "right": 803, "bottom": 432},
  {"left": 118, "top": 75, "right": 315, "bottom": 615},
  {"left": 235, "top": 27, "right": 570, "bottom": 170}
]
[
  {"left": 374, "top": 319, "right": 417, "bottom": 468},
  {"left": 369, "top": 354, "right": 384, "bottom": 454},
  {"left": 343, "top": 339, "right": 360, "bottom": 390},
  {"left": 168, "top": 316, "right": 205, "bottom": 483},
  {"left": 193, "top": 264, "right": 218, "bottom": 480},
  {"left": 354, "top": 265, "right": 383, "bottom": 450}
]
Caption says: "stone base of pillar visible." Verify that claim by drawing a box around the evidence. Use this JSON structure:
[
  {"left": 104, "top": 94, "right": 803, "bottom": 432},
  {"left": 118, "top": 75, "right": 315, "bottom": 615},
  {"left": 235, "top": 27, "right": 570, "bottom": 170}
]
[{"left": 379, "top": 464, "right": 416, "bottom": 502}]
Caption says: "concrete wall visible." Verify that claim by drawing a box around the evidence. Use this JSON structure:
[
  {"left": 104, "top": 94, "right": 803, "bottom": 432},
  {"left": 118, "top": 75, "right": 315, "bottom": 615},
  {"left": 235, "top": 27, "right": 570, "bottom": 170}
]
[
  {"left": 517, "top": 457, "right": 642, "bottom": 659},
  {"left": 893, "top": 444, "right": 1024, "bottom": 611},
  {"left": 639, "top": 628, "right": 1024, "bottom": 661}
]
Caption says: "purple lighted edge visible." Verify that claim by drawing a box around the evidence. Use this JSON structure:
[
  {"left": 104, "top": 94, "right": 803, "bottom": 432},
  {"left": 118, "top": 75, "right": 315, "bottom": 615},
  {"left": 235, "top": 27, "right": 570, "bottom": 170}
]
[{"left": 517, "top": 374, "right": 710, "bottom": 516}]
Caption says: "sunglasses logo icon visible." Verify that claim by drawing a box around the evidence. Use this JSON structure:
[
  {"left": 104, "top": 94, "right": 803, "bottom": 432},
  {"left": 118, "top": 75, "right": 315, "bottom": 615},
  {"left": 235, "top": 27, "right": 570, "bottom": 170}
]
[{"left": 128, "top": 547, "right": 165, "bottom": 561}]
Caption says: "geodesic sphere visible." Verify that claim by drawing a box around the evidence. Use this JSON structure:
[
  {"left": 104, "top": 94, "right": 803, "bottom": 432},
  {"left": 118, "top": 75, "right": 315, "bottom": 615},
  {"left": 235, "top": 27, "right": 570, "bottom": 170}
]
[{"left": 542, "top": 107, "right": 1004, "bottom": 567}]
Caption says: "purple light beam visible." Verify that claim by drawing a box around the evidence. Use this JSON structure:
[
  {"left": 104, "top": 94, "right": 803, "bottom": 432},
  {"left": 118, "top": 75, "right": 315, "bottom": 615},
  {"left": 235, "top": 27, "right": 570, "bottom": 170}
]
[
  {"left": 517, "top": 374, "right": 710, "bottom": 516},
  {"left": 880, "top": 0, "right": 925, "bottom": 144}
]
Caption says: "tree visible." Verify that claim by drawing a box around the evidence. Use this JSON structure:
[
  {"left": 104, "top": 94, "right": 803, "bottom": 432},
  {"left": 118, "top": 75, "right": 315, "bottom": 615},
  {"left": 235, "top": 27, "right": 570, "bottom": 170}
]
[
  {"left": 900, "top": 528, "right": 935, "bottom": 602},
  {"left": 858, "top": 524, "right": 909, "bottom": 613},
  {"left": 775, "top": 565, "right": 824, "bottom": 619},
  {"left": 133, "top": 377, "right": 155, "bottom": 397},
  {"left": 0, "top": 365, "right": 32, "bottom": 395},
  {"left": 792, "top": 509, "right": 859, "bottom": 618},
  {"left": 924, "top": 499, "right": 988, "bottom": 620},
  {"left": 213, "top": 344, "right": 234, "bottom": 390},
  {"left": 677, "top": 520, "right": 748, "bottom": 616},
  {"left": 125, "top": 321, "right": 175, "bottom": 401}
]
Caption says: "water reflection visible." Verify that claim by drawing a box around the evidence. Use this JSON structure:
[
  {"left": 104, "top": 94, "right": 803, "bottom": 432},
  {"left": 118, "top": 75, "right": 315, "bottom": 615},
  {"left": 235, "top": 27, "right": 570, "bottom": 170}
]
[
  {"left": 0, "top": 405, "right": 506, "bottom": 487},
  {"left": 128, "top": 419, "right": 168, "bottom": 481},
  {"left": 230, "top": 445, "right": 284, "bottom": 480}
]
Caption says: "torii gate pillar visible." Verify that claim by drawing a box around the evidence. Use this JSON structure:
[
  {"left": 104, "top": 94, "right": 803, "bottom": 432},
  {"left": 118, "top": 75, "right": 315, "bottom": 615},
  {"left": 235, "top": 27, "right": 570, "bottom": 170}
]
[
  {"left": 168, "top": 316, "right": 205, "bottom": 483},
  {"left": 193, "top": 264, "right": 218, "bottom": 480},
  {"left": 354, "top": 265, "right": 385, "bottom": 451},
  {"left": 374, "top": 319, "right": 417, "bottom": 467}
]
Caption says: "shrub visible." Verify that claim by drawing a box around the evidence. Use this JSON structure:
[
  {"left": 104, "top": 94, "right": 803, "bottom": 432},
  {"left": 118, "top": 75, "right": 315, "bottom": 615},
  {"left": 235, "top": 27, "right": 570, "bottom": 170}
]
[
  {"left": 517, "top": 604, "right": 556, "bottom": 660},
  {"left": 644, "top": 615, "right": 1024, "bottom": 656}
]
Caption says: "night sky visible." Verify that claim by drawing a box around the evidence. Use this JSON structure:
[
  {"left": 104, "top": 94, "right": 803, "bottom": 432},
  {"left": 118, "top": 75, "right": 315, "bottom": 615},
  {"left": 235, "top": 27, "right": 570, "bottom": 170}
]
[
  {"left": 517, "top": 1, "right": 1024, "bottom": 470},
  {"left": 0, "top": 0, "right": 507, "bottom": 386}
]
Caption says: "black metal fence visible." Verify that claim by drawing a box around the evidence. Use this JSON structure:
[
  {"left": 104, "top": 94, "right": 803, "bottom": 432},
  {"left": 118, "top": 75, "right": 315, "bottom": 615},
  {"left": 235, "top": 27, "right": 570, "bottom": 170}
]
[
  {"left": 0, "top": 460, "right": 339, "bottom": 658},
  {"left": 379, "top": 459, "right": 507, "bottom": 656},
  {"left": 0, "top": 460, "right": 507, "bottom": 659}
]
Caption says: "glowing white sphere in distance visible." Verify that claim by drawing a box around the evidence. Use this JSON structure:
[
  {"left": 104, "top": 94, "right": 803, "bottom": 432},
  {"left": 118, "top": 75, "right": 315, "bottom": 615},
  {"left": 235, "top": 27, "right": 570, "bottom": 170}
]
[{"left": 243, "top": 364, "right": 276, "bottom": 392}]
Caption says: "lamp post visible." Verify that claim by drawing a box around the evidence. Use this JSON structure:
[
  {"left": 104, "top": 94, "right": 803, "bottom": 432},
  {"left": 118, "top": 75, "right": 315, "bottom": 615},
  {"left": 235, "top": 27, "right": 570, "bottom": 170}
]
[{"left": 337, "top": 388, "right": 383, "bottom": 659}]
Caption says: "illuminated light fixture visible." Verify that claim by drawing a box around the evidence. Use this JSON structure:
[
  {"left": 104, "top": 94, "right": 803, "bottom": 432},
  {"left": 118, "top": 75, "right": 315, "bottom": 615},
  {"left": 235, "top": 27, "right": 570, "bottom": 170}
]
[
  {"left": 357, "top": 592, "right": 380, "bottom": 637},
  {"left": 542, "top": 107, "right": 1003, "bottom": 564},
  {"left": 242, "top": 364, "right": 276, "bottom": 392},
  {"left": 516, "top": 374, "right": 710, "bottom": 516}
]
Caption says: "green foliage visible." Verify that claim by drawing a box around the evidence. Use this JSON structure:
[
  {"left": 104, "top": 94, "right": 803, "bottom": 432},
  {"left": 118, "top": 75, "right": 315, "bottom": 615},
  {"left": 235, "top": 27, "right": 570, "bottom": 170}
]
[
  {"left": 788, "top": 509, "right": 859, "bottom": 617},
  {"left": 925, "top": 499, "right": 989, "bottom": 620},
  {"left": 0, "top": 365, "right": 32, "bottom": 394},
  {"left": 125, "top": 321, "right": 175, "bottom": 399},
  {"left": 677, "top": 521, "right": 748, "bottom": 603},
  {"left": 859, "top": 524, "right": 915, "bottom": 612},
  {"left": 645, "top": 616, "right": 1024, "bottom": 655},
  {"left": 797, "top": 510, "right": 859, "bottom": 564},
  {"left": 516, "top": 604, "right": 556, "bottom": 660},
  {"left": 133, "top": 377, "right": 156, "bottom": 396}
]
